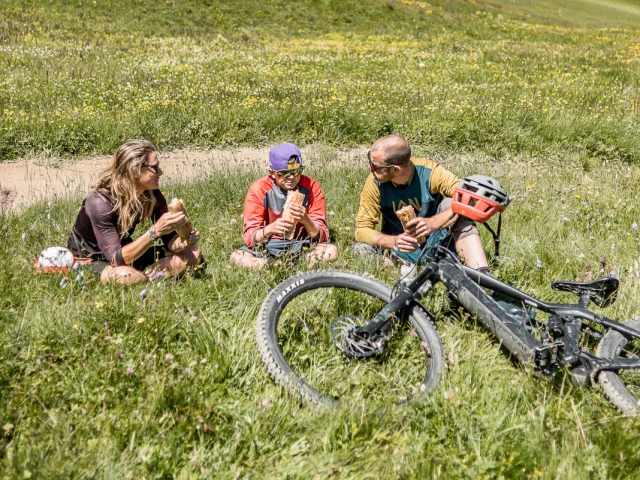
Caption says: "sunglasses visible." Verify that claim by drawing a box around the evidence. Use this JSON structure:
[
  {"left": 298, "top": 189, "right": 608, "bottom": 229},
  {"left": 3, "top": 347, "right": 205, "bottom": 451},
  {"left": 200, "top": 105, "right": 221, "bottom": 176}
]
[
  {"left": 367, "top": 151, "right": 396, "bottom": 172},
  {"left": 143, "top": 162, "right": 161, "bottom": 174},
  {"left": 275, "top": 166, "right": 304, "bottom": 178}
]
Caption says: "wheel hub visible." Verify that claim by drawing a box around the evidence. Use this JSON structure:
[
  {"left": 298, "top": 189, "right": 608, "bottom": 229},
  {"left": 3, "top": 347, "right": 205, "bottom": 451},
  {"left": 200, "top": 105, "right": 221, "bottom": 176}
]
[{"left": 330, "top": 315, "right": 386, "bottom": 358}]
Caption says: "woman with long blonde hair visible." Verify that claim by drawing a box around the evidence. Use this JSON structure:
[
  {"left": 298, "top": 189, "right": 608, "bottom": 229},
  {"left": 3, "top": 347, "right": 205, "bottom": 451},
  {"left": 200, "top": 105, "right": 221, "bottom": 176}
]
[{"left": 68, "top": 139, "right": 201, "bottom": 284}]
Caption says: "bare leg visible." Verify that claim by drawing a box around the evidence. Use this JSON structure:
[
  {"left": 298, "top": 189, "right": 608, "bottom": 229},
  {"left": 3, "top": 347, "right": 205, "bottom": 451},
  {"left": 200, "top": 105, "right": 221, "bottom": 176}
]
[
  {"left": 306, "top": 243, "right": 338, "bottom": 268},
  {"left": 455, "top": 234, "right": 488, "bottom": 270},
  {"left": 101, "top": 266, "right": 148, "bottom": 285},
  {"left": 230, "top": 250, "right": 268, "bottom": 270},
  {"left": 147, "top": 246, "right": 201, "bottom": 278}
]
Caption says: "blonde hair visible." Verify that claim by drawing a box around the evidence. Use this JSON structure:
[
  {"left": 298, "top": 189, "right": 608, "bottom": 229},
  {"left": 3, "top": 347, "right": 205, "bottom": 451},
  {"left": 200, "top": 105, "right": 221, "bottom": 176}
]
[{"left": 92, "top": 139, "right": 157, "bottom": 237}]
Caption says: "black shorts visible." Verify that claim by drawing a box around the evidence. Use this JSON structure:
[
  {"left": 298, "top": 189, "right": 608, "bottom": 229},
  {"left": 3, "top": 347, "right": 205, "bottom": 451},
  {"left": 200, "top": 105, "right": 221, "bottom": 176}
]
[{"left": 83, "top": 246, "right": 167, "bottom": 276}]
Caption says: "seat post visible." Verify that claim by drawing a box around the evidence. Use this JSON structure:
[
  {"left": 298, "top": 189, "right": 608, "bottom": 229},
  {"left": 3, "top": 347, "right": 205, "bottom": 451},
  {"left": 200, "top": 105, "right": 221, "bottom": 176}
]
[{"left": 578, "top": 293, "right": 590, "bottom": 309}]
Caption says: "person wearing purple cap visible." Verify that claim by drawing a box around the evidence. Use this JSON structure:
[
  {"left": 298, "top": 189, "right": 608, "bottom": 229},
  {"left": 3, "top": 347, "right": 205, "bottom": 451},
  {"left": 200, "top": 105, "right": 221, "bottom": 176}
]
[{"left": 230, "top": 143, "right": 338, "bottom": 269}]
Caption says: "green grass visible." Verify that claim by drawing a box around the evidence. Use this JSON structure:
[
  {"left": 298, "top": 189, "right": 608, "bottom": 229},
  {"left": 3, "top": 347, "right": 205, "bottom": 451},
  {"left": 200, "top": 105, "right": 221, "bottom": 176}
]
[
  {"left": 1, "top": 0, "right": 639, "bottom": 161},
  {"left": 3, "top": 149, "right": 640, "bottom": 477},
  {"left": 4, "top": 0, "right": 640, "bottom": 477}
]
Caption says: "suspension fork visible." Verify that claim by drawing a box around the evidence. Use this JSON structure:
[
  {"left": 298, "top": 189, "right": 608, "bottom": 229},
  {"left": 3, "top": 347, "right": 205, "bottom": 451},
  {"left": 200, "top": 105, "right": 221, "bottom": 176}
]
[{"left": 356, "top": 263, "right": 440, "bottom": 339}]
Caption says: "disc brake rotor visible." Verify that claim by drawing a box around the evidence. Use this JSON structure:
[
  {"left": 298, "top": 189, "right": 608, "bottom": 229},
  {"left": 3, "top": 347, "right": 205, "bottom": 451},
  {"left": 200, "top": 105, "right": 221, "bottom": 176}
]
[{"left": 330, "top": 315, "right": 386, "bottom": 358}]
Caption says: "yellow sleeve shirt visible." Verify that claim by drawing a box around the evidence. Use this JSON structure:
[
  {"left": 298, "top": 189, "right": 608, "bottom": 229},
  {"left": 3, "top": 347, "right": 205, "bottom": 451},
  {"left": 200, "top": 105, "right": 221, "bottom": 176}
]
[{"left": 354, "top": 157, "right": 460, "bottom": 245}]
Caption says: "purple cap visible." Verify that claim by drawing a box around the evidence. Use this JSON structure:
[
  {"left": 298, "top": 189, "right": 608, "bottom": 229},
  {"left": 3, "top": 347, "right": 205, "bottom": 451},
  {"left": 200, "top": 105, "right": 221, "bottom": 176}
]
[{"left": 269, "top": 143, "right": 302, "bottom": 171}]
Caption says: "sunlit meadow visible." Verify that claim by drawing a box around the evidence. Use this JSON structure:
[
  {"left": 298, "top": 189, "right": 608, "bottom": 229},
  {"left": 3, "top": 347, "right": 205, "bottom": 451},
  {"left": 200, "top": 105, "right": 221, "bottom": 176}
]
[
  {"left": 1, "top": 0, "right": 639, "bottom": 161},
  {"left": 3, "top": 0, "right": 640, "bottom": 478}
]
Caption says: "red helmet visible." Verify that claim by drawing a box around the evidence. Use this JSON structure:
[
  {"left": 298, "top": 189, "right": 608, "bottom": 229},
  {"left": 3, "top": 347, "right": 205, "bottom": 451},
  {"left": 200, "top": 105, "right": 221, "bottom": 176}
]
[{"left": 451, "top": 175, "right": 510, "bottom": 223}]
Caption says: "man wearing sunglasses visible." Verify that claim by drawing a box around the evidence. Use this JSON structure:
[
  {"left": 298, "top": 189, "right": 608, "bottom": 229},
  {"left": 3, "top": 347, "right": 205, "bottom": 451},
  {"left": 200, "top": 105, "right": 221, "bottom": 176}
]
[
  {"left": 230, "top": 143, "right": 337, "bottom": 269},
  {"left": 354, "top": 134, "right": 489, "bottom": 271}
]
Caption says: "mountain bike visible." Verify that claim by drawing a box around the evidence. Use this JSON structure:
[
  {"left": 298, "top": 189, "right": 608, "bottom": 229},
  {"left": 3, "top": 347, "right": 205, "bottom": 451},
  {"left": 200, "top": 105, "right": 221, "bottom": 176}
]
[{"left": 256, "top": 245, "right": 640, "bottom": 415}]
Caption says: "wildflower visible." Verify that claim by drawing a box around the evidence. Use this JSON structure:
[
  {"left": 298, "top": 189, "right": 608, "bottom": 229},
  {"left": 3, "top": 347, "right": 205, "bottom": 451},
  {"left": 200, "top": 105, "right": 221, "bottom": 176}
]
[
  {"left": 137, "top": 317, "right": 145, "bottom": 324},
  {"left": 258, "top": 398, "right": 272, "bottom": 408},
  {"left": 189, "top": 315, "right": 197, "bottom": 323},
  {"left": 117, "top": 352, "right": 124, "bottom": 359},
  {"left": 633, "top": 223, "right": 638, "bottom": 231},
  {"left": 165, "top": 353, "right": 174, "bottom": 362},
  {"left": 536, "top": 258, "right": 543, "bottom": 269},
  {"left": 95, "top": 302, "right": 104, "bottom": 309},
  {"left": 411, "top": 331, "right": 418, "bottom": 338},
  {"left": 72, "top": 324, "right": 78, "bottom": 329},
  {"left": 126, "top": 366, "right": 134, "bottom": 374},
  {"left": 140, "top": 289, "right": 147, "bottom": 299},
  {"left": 230, "top": 218, "right": 237, "bottom": 224}
]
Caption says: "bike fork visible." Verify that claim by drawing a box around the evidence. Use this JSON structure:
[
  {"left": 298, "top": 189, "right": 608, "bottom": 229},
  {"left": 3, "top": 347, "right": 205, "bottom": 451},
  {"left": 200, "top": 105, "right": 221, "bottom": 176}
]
[{"left": 358, "top": 264, "right": 440, "bottom": 339}]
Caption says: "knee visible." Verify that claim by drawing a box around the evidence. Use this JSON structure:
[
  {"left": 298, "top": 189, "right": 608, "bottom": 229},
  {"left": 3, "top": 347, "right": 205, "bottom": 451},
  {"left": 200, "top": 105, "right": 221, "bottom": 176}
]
[
  {"left": 323, "top": 244, "right": 338, "bottom": 261},
  {"left": 352, "top": 242, "right": 378, "bottom": 257},
  {"left": 101, "top": 266, "right": 148, "bottom": 285},
  {"left": 230, "top": 250, "right": 244, "bottom": 265}
]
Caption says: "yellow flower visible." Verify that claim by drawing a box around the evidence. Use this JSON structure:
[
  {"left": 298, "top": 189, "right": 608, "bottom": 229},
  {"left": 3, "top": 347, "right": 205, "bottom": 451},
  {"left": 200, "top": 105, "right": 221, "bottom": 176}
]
[
  {"left": 72, "top": 324, "right": 78, "bottom": 329},
  {"left": 95, "top": 302, "right": 104, "bottom": 309},
  {"left": 137, "top": 317, "right": 146, "bottom": 324}
]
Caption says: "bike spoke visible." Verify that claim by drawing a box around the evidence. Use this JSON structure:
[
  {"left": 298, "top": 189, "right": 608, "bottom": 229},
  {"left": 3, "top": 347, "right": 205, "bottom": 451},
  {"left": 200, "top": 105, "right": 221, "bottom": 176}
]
[{"left": 276, "top": 286, "right": 430, "bottom": 404}]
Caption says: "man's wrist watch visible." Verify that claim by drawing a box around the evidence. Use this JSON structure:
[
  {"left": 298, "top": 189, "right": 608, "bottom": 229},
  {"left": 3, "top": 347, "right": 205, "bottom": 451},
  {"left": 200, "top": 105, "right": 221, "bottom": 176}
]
[{"left": 147, "top": 227, "right": 161, "bottom": 242}]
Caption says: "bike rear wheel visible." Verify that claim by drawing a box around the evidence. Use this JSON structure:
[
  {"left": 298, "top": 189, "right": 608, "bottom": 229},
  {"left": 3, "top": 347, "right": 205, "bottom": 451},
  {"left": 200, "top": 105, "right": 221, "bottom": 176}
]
[
  {"left": 256, "top": 270, "right": 444, "bottom": 406},
  {"left": 596, "top": 318, "right": 640, "bottom": 415}
]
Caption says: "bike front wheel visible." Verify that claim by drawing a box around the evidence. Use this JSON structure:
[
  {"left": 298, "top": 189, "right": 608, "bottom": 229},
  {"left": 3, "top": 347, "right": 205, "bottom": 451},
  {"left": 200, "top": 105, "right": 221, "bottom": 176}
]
[
  {"left": 596, "top": 318, "right": 640, "bottom": 415},
  {"left": 256, "top": 270, "right": 444, "bottom": 406}
]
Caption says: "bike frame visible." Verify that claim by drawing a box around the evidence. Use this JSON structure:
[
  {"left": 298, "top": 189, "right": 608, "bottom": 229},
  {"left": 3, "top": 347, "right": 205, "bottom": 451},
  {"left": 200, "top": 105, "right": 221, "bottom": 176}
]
[{"left": 357, "top": 252, "right": 640, "bottom": 383}]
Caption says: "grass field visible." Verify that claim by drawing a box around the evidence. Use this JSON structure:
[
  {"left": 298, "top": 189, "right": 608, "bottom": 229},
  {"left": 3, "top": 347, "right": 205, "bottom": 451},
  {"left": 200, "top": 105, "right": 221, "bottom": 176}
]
[
  {"left": 1, "top": 0, "right": 639, "bottom": 161},
  {"left": 3, "top": 150, "right": 640, "bottom": 477},
  {"left": 3, "top": 0, "right": 640, "bottom": 478}
]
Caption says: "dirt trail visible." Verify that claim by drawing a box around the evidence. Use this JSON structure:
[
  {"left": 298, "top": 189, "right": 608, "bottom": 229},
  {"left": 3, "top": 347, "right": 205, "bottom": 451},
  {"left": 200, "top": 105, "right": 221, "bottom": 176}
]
[{"left": 0, "top": 146, "right": 365, "bottom": 212}]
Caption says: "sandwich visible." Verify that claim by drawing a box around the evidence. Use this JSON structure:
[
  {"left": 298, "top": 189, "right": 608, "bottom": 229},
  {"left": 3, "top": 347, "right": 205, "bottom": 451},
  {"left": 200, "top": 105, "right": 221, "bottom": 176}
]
[
  {"left": 282, "top": 190, "right": 305, "bottom": 240},
  {"left": 168, "top": 198, "right": 192, "bottom": 241},
  {"left": 396, "top": 205, "right": 425, "bottom": 243}
]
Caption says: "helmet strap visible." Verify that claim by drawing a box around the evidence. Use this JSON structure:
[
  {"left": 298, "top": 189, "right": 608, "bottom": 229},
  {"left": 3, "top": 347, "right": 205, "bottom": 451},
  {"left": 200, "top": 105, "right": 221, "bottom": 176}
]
[{"left": 482, "top": 212, "right": 502, "bottom": 258}]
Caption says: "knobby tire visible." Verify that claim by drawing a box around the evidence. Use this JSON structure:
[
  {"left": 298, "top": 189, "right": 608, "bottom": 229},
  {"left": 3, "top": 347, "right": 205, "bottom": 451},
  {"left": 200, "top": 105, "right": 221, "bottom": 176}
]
[
  {"left": 597, "top": 318, "right": 640, "bottom": 415},
  {"left": 256, "top": 270, "right": 444, "bottom": 406}
]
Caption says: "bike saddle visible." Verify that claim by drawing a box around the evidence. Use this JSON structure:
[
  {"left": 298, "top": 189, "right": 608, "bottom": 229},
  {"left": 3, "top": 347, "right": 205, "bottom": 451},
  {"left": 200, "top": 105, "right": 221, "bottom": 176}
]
[{"left": 551, "top": 277, "right": 619, "bottom": 308}]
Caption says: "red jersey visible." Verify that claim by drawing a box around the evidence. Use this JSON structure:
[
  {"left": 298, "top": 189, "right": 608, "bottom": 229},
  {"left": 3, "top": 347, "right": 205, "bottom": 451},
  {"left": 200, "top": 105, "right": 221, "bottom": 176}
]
[{"left": 242, "top": 175, "right": 330, "bottom": 248}]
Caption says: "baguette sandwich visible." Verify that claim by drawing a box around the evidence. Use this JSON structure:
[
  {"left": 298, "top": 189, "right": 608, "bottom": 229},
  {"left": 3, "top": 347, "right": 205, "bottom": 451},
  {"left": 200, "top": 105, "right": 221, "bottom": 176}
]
[
  {"left": 396, "top": 205, "right": 425, "bottom": 244},
  {"left": 282, "top": 190, "right": 306, "bottom": 240},
  {"left": 168, "top": 198, "right": 193, "bottom": 241}
]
